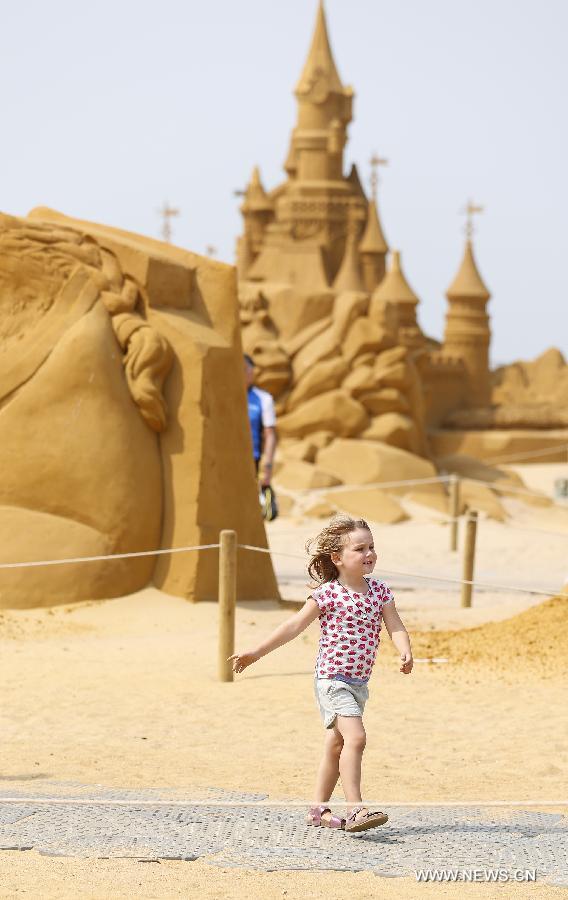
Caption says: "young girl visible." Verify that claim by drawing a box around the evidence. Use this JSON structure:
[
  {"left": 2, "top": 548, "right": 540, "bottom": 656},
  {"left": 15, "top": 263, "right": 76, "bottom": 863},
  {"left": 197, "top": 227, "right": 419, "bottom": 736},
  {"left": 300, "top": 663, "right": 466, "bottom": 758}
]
[{"left": 229, "top": 514, "right": 413, "bottom": 833}]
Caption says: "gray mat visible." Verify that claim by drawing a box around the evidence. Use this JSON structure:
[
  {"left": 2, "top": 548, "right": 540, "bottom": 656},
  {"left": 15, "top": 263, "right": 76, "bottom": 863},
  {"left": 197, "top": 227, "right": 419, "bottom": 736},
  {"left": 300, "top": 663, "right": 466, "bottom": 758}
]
[{"left": 0, "top": 784, "right": 566, "bottom": 885}]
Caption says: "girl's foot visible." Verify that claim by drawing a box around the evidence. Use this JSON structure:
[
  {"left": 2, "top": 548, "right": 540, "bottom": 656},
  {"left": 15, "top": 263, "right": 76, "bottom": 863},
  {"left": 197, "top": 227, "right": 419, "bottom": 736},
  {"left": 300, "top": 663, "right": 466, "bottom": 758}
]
[
  {"left": 344, "top": 805, "right": 388, "bottom": 832},
  {"left": 306, "top": 805, "right": 345, "bottom": 829}
]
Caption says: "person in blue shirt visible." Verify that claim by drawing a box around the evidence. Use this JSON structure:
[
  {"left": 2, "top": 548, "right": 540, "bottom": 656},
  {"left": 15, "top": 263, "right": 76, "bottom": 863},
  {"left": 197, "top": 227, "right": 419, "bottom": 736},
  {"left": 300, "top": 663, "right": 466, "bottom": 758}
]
[{"left": 244, "top": 355, "right": 277, "bottom": 487}]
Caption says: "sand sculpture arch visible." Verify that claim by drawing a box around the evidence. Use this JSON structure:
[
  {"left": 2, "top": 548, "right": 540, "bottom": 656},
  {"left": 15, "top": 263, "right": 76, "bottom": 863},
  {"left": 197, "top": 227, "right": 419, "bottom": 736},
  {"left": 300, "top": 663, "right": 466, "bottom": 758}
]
[{"left": 0, "top": 214, "right": 173, "bottom": 429}]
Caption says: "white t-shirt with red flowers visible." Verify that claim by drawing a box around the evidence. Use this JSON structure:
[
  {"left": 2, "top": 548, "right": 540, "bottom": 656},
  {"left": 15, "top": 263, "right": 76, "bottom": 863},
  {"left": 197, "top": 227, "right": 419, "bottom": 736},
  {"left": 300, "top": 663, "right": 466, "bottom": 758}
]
[{"left": 311, "top": 577, "right": 395, "bottom": 682}]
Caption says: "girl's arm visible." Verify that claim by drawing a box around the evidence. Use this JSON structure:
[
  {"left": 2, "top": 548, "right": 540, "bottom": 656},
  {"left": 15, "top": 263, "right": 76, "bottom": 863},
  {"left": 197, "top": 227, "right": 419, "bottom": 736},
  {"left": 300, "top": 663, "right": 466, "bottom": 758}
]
[
  {"left": 382, "top": 602, "right": 414, "bottom": 674},
  {"left": 229, "top": 598, "right": 320, "bottom": 674}
]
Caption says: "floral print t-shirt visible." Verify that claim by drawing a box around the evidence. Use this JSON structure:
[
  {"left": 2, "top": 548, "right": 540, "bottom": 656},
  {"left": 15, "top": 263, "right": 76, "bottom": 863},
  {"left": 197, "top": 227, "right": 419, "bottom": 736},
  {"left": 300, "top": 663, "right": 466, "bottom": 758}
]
[{"left": 311, "top": 577, "right": 394, "bottom": 683}]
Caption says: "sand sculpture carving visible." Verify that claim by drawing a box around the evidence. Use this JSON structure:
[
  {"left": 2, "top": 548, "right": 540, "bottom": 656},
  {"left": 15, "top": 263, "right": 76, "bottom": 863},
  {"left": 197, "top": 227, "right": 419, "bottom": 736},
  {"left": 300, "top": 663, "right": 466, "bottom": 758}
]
[
  {"left": 0, "top": 210, "right": 278, "bottom": 609},
  {"left": 236, "top": 1, "right": 568, "bottom": 507}
]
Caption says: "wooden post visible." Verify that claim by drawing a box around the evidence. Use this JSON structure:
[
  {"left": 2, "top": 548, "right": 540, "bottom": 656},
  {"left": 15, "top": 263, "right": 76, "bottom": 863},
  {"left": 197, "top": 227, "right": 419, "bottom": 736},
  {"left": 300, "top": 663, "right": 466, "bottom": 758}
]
[
  {"left": 218, "top": 529, "right": 237, "bottom": 682},
  {"left": 449, "top": 475, "right": 460, "bottom": 552},
  {"left": 461, "top": 511, "right": 478, "bottom": 608}
]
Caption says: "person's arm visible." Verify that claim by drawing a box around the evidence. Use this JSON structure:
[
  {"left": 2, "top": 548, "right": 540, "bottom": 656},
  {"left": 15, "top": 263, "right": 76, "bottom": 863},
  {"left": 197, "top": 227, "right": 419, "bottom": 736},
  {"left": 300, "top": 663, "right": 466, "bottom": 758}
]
[
  {"left": 228, "top": 597, "right": 320, "bottom": 674},
  {"left": 382, "top": 601, "right": 413, "bottom": 674},
  {"left": 260, "top": 425, "right": 277, "bottom": 486}
]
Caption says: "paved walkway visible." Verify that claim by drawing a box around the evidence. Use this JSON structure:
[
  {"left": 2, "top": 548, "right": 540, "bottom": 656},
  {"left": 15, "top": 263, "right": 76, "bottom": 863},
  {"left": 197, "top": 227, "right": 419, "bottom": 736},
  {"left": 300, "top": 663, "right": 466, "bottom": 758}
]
[{"left": 0, "top": 784, "right": 566, "bottom": 886}]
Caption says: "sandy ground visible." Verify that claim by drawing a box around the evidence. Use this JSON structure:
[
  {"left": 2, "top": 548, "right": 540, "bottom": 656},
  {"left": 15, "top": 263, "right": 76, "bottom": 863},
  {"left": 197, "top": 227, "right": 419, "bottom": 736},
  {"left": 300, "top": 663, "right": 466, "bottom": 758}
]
[
  {"left": 0, "top": 464, "right": 566, "bottom": 897},
  {"left": 1, "top": 855, "right": 566, "bottom": 899}
]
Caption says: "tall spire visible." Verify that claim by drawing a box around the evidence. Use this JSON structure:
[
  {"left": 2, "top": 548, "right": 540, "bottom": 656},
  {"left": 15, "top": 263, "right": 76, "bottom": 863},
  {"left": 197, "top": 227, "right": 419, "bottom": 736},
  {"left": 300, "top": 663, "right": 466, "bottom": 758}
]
[
  {"left": 446, "top": 239, "right": 490, "bottom": 300},
  {"left": 444, "top": 236, "right": 491, "bottom": 407},
  {"left": 333, "top": 224, "right": 365, "bottom": 293},
  {"left": 359, "top": 200, "right": 388, "bottom": 293},
  {"left": 237, "top": 1, "right": 366, "bottom": 290},
  {"left": 359, "top": 200, "right": 388, "bottom": 255},
  {"left": 295, "top": 0, "right": 344, "bottom": 99},
  {"left": 240, "top": 166, "right": 273, "bottom": 213},
  {"left": 371, "top": 250, "right": 418, "bottom": 305},
  {"left": 239, "top": 166, "right": 275, "bottom": 276},
  {"left": 347, "top": 163, "right": 366, "bottom": 201}
]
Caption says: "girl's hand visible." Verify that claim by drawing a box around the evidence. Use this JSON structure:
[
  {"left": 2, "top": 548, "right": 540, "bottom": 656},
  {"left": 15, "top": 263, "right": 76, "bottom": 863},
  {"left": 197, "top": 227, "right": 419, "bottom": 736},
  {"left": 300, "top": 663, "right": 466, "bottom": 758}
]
[
  {"left": 228, "top": 650, "right": 259, "bottom": 674},
  {"left": 400, "top": 652, "right": 413, "bottom": 674}
]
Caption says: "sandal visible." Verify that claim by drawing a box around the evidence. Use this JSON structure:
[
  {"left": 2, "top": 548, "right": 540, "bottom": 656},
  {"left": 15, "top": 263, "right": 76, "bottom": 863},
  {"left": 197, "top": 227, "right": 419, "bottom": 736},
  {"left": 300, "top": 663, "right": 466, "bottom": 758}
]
[
  {"left": 306, "top": 805, "right": 345, "bottom": 829},
  {"left": 344, "top": 805, "right": 388, "bottom": 832}
]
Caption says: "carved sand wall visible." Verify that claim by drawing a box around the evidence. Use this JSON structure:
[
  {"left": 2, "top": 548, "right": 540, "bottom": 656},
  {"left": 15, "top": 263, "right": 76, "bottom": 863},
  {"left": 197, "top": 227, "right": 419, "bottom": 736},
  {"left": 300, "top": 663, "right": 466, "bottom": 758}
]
[{"left": 0, "top": 209, "right": 278, "bottom": 608}]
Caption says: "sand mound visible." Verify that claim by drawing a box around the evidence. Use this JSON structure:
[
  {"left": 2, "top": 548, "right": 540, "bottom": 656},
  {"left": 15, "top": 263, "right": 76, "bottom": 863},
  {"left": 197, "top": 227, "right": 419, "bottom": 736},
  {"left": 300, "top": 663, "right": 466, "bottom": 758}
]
[
  {"left": 492, "top": 346, "right": 568, "bottom": 409},
  {"left": 410, "top": 593, "right": 567, "bottom": 676}
]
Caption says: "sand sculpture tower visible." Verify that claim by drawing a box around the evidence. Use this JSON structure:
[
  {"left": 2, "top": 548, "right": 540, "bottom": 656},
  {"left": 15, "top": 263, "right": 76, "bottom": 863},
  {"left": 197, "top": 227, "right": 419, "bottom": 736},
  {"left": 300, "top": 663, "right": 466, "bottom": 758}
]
[
  {"left": 359, "top": 198, "right": 388, "bottom": 293},
  {"left": 237, "top": 167, "right": 274, "bottom": 277},
  {"left": 443, "top": 236, "right": 491, "bottom": 407},
  {"left": 370, "top": 250, "right": 424, "bottom": 351},
  {"left": 359, "top": 154, "right": 389, "bottom": 292},
  {"left": 239, "top": 0, "right": 370, "bottom": 290}
]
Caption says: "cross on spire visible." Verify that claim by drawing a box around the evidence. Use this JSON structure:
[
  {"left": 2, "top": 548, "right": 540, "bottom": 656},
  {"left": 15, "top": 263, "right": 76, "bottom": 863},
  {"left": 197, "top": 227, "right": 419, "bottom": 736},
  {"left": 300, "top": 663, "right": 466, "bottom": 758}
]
[
  {"left": 461, "top": 200, "right": 484, "bottom": 239},
  {"left": 369, "top": 153, "right": 388, "bottom": 201},
  {"left": 158, "top": 202, "right": 180, "bottom": 243}
]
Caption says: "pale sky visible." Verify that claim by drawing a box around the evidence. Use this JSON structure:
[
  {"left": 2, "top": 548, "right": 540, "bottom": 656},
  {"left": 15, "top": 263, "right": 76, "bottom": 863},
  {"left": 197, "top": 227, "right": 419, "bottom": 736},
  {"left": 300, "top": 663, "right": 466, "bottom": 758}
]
[{"left": 2, "top": 0, "right": 566, "bottom": 365}]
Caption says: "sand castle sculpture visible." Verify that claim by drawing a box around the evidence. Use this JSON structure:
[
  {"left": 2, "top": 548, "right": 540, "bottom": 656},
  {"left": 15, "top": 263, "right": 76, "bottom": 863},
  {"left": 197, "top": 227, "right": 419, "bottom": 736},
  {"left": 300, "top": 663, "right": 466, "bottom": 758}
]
[
  {"left": 0, "top": 210, "right": 278, "bottom": 608},
  {"left": 237, "top": 1, "right": 568, "bottom": 486}
]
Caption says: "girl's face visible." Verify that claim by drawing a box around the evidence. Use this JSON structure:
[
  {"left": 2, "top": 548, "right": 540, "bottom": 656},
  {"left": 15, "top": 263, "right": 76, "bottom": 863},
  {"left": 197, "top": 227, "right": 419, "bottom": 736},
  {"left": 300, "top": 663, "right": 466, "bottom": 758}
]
[{"left": 333, "top": 527, "right": 377, "bottom": 578}]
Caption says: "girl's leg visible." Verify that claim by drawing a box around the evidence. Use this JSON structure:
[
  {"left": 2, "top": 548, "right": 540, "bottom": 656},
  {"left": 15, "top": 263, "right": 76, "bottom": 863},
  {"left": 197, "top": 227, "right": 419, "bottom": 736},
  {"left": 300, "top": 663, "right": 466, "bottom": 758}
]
[
  {"left": 311, "top": 725, "right": 344, "bottom": 821},
  {"left": 335, "top": 715, "right": 366, "bottom": 812}
]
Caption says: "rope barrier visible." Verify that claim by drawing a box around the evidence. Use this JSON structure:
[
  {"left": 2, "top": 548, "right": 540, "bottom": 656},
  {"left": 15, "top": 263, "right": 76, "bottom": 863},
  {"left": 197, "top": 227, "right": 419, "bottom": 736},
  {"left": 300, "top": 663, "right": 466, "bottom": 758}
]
[
  {"left": 0, "top": 537, "right": 563, "bottom": 598},
  {"left": 268, "top": 517, "right": 568, "bottom": 537},
  {"left": 277, "top": 474, "right": 452, "bottom": 497},
  {"left": 276, "top": 469, "right": 564, "bottom": 505},
  {"left": 484, "top": 443, "right": 568, "bottom": 465},
  {"left": 238, "top": 544, "right": 305, "bottom": 561},
  {"left": 0, "top": 543, "right": 220, "bottom": 571},
  {"left": 468, "top": 478, "right": 556, "bottom": 500},
  {"left": 374, "top": 566, "right": 563, "bottom": 598},
  {"left": 324, "top": 474, "right": 452, "bottom": 492},
  {"left": 238, "top": 544, "right": 565, "bottom": 598},
  {"left": 390, "top": 509, "right": 568, "bottom": 537}
]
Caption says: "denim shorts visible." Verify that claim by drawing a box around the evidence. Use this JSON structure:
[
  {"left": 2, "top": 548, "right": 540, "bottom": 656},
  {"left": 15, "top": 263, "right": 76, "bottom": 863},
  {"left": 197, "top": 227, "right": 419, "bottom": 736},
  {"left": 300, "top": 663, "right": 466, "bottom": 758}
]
[{"left": 314, "top": 677, "right": 369, "bottom": 730}]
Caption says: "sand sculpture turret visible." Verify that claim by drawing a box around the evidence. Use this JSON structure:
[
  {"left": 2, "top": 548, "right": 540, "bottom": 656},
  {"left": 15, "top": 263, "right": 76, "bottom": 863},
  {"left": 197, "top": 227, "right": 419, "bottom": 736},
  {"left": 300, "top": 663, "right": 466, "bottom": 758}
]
[
  {"left": 359, "top": 199, "right": 389, "bottom": 293},
  {"left": 370, "top": 251, "right": 424, "bottom": 352},
  {"left": 236, "top": 167, "right": 274, "bottom": 279},
  {"left": 236, "top": 1, "right": 568, "bottom": 472},
  {"left": 443, "top": 237, "right": 491, "bottom": 408}
]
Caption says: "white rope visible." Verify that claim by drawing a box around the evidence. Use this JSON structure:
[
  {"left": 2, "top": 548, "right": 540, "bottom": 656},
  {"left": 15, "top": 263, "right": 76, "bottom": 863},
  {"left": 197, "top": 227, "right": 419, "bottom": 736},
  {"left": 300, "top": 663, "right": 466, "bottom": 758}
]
[
  {"left": 325, "top": 474, "right": 452, "bottom": 492},
  {"left": 238, "top": 544, "right": 565, "bottom": 598},
  {"left": 396, "top": 510, "right": 568, "bottom": 536},
  {"left": 0, "top": 532, "right": 563, "bottom": 597},
  {"left": 277, "top": 469, "right": 565, "bottom": 507},
  {"left": 238, "top": 544, "right": 305, "bottom": 561},
  {"left": 376, "top": 566, "right": 564, "bottom": 598},
  {"left": 0, "top": 543, "right": 220, "bottom": 571},
  {"left": 485, "top": 443, "right": 568, "bottom": 465},
  {"left": 467, "top": 477, "right": 555, "bottom": 500},
  {"left": 0, "top": 797, "right": 564, "bottom": 808},
  {"left": 277, "top": 474, "right": 452, "bottom": 497}
]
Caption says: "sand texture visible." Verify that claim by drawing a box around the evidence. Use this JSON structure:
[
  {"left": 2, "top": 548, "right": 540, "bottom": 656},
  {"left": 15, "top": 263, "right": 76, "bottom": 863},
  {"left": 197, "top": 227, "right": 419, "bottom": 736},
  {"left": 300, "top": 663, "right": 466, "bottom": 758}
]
[{"left": 0, "top": 464, "right": 566, "bottom": 897}]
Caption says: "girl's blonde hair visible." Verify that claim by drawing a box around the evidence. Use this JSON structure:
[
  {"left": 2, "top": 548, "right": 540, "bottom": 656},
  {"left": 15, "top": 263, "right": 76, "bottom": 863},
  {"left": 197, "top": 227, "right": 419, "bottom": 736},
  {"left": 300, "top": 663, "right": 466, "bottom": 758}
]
[{"left": 306, "top": 514, "right": 371, "bottom": 586}]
